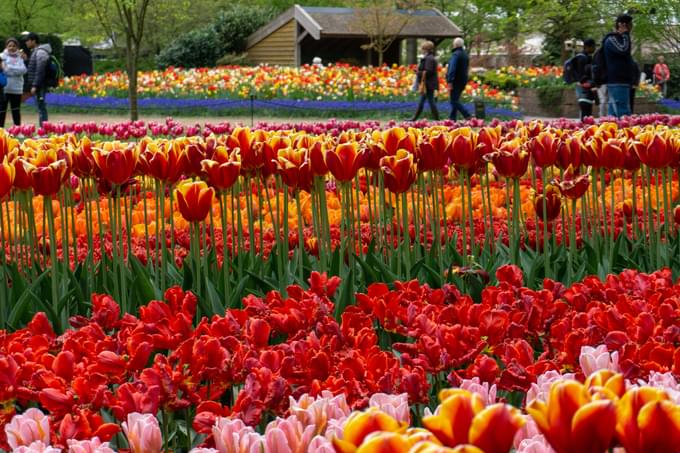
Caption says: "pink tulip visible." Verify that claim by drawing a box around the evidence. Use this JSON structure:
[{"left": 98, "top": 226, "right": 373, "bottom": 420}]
[
  {"left": 516, "top": 435, "right": 555, "bottom": 453},
  {"left": 526, "top": 370, "right": 575, "bottom": 404},
  {"left": 635, "top": 371, "right": 680, "bottom": 403},
  {"left": 264, "top": 416, "right": 315, "bottom": 453},
  {"left": 513, "top": 416, "right": 541, "bottom": 449},
  {"left": 13, "top": 441, "right": 61, "bottom": 453},
  {"left": 5, "top": 408, "right": 51, "bottom": 450},
  {"left": 212, "top": 417, "right": 262, "bottom": 453},
  {"left": 288, "top": 392, "right": 351, "bottom": 436},
  {"left": 122, "top": 412, "right": 162, "bottom": 453},
  {"left": 579, "top": 345, "right": 620, "bottom": 377},
  {"left": 67, "top": 437, "right": 115, "bottom": 453},
  {"left": 307, "top": 435, "right": 334, "bottom": 453},
  {"left": 368, "top": 393, "right": 410, "bottom": 424},
  {"left": 459, "top": 377, "right": 498, "bottom": 406}
]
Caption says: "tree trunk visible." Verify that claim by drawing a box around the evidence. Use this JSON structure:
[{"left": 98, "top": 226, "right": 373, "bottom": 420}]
[{"left": 126, "top": 40, "right": 138, "bottom": 121}]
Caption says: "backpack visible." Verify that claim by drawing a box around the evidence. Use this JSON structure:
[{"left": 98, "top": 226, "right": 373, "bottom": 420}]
[
  {"left": 591, "top": 38, "right": 609, "bottom": 86},
  {"left": 562, "top": 55, "right": 579, "bottom": 84},
  {"left": 45, "top": 54, "right": 63, "bottom": 88}
]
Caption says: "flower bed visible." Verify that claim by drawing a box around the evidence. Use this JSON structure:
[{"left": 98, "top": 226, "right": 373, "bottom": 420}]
[
  {"left": 1, "top": 267, "right": 679, "bottom": 451},
  {"left": 1, "top": 116, "right": 680, "bottom": 452}
]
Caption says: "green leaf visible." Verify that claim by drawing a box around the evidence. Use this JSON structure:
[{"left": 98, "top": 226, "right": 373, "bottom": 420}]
[{"left": 131, "top": 257, "right": 160, "bottom": 302}]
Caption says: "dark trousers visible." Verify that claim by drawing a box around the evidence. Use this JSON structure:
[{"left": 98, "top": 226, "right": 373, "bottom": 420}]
[
  {"left": 411, "top": 88, "right": 439, "bottom": 120},
  {"left": 449, "top": 86, "right": 471, "bottom": 120},
  {"left": 36, "top": 87, "right": 48, "bottom": 126},
  {"left": 0, "top": 92, "right": 22, "bottom": 127}
]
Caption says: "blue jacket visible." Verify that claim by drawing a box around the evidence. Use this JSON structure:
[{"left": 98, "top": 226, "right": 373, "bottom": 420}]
[
  {"left": 603, "top": 32, "right": 637, "bottom": 85},
  {"left": 446, "top": 48, "right": 469, "bottom": 89}
]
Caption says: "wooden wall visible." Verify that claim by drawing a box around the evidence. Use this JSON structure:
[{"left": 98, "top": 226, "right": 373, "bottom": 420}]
[{"left": 247, "top": 20, "right": 296, "bottom": 66}]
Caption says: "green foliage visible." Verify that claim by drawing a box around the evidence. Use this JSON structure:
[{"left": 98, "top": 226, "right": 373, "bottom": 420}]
[
  {"left": 213, "top": 5, "right": 275, "bottom": 55},
  {"left": 665, "top": 57, "right": 680, "bottom": 99},
  {"left": 93, "top": 57, "right": 157, "bottom": 74},
  {"left": 156, "top": 26, "right": 222, "bottom": 69},
  {"left": 156, "top": 4, "right": 273, "bottom": 69}
]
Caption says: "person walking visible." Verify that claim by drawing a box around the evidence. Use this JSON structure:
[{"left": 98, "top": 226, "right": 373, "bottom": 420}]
[
  {"left": 0, "top": 37, "right": 27, "bottom": 128},
  {"left": 603, "top": 14, "right": 636, "bottom": 117},
  {"left": 653, "top": 55, "right": 671, "bottom": 98},
  {"left": 572, "top": 38, "right": 596, "bottom": 120},
  {"left": 409, "top": 41, "right": 439, "bottom": 121},
  {"left": 24, "top": 32, "right": 52, "bottom": 126},
  {"left": 446, "top": 37, "right": 471, "bottom": 121}
]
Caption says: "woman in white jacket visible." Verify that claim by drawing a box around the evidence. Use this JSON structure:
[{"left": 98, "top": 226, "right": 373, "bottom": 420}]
[{"left": 1, "top": 37, "right": 28, "bottom": 127}]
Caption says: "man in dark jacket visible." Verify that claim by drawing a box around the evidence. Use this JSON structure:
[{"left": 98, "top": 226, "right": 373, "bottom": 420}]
[
  {"left": 446, "top": 37, "right": 471, "bottom": 121},
  {"left": 603, "top": 14, "right": 636, "bottom": 117},
  {"left": 573, "top": 39, "right": 596, "bottom": 120},
  {"left": 24, "top": 32, "right": 51, "bottom": 126},
  {"left": 409, "top": 41, "right": 439, "bottom": 121}
]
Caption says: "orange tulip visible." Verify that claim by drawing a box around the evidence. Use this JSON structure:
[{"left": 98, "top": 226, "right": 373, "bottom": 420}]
[
  {"left": 534, "top": 184, "right": 562, "bottom": 222},
  {"left": 380, "top": 149, "right": 417, "bottom": 194},
  {"left": 615, "top": 386, "right": 680, "bottom": 453},
  {"left": 201, "top": 149, "right": 241, "bottom": 191},
  {"left": 527, "top": 380, "right": 617, "bottom": 453},
  {"left": 92, "top": 142, "right": 138, "bottom": 186},
  {"left": 175, "top": 180, "right": 214, "bottom": 223},
  {"left": 584, "top": 370, "right": 625, "bottom": 399},
  {"left": 0, "top": 157, "right": 15, "bottom": 198},
  {"left": 333, "top": 408, "right": 406, "bottom": 453},
  {"left": 326, "top": 142, "right": 366, "bottom": 182},
  {"left": 423, "top": 389, "right": 524, "bottom": 453},
  {"left": 355, "top": 432, "right": 411, "bottom": 453},
  {"left": 411, "top": 443, "right": 484, "bottom": 453},
  {"left": 529, "top": 130, "right": 560, "bottom": 168}
]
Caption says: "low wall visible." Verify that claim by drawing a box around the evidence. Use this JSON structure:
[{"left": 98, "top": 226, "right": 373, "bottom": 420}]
[{"left": 518, "top": 87, "right": 659, "bottom": 118}]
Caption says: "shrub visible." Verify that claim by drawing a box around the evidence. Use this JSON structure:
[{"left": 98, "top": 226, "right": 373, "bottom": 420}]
[
  {"left": 156, "top": 26, "right": 222, "bottom": 69},
  {"left": 213, "top": 5, "right": 275, "bottom": 55},
  {"left": 156, "top": 5, "right": 274, "bottom": 69}
]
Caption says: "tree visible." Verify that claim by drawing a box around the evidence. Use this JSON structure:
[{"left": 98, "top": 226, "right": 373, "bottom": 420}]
[
  {"left": 357, "top": 0, "right": 421, "bottom": 66},
  {"left": 86, "top": 0, "right": 153, "bottom": 120}
]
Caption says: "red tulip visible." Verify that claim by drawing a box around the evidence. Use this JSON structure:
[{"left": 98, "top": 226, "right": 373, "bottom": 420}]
[
  {"left": 175, "top": 180, "right": 214, "bottom": 222},
  {"left": 201, "top": 149, "right": 241, "bottom": 191},
  {"left": 485, "top": 138, "right": 529, "bottom": 178},
  {"left": 636, "top": 130, "right": 677, "bottom": 169},
  {"left": 0, "top": 157, "right": 15, "bottom": 198},
  {"left": 92, "top": 142, "right": 139, "bottom": 186},
  {"left": 600, "top": 138, "right": 626, "bottom": 170},
  {"left": 534, "top": 184, "right": 562, "bottom": 222},
  {"left": 556, "top": 135, "right": 583, "bottom": 170},
  {"left": 417, "top": 130, "right": 450, "bottom": 172},
  {"left": 380, "top": 149, "right": 417, "bottom": 194},
  {"left": 22, "top": 158, "right": 68, "bottom": 196},
  {"left": 326, "top": 142, "right": 366, "bottom": 182},
  {"left": 556, "top": 166, "right": 590, "bottom": 200},
  {"left": 528, "top": 130, "right": 560, "bottom": 168},
  {"left": 449, "top": 128, "right": 481, "bottom": 171},
  {"left": 275, "top": 147, "right": 312, "bottom": 191},
  {"left": 139, "top": 140, "right": 188, "bottom": 184}
]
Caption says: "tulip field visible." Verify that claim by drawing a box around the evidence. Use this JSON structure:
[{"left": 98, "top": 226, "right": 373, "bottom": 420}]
[{"left": 1, "top": 115, "right": 680, "bottom": 452}]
